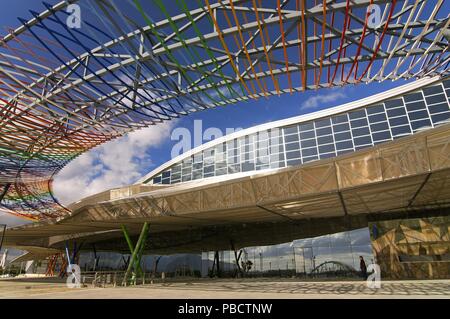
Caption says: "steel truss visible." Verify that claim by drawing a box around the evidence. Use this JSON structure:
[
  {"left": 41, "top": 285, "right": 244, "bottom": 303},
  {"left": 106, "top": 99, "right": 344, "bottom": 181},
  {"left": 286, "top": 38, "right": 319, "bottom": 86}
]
[{"left": 0, "top": 0, "right": 448, "bottom": 219}]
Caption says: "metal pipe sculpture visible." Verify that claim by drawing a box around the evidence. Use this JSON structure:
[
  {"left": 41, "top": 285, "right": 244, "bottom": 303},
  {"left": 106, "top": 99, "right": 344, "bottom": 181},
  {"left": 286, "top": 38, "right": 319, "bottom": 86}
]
[{"left": 0, "top": 0, "right": 448, "bottom": 220}]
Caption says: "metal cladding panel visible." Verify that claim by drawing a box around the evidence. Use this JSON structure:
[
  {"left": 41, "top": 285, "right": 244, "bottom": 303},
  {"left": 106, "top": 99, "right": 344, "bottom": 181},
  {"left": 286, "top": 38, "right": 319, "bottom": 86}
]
[
  {"left": 336, "top": 152, "right": 383, "bottom": 188},
  {"left": 427, "top": 130, "right": 450, "bottom": 171},
  {"left": 342, "top": 175, "right": 426, "bottom": 214},
  {"left": 379, "top": 136, "right": 430, "bottom": 180}
]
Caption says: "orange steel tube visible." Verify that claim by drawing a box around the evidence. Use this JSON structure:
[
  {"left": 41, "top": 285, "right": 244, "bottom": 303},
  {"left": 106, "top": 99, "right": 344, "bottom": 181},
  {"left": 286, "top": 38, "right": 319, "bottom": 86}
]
[
  {"left": 295, "top": 0, "right": 303, "bottom": 89},
  {"left": 252, "top": 0, "right": 280, "bottom": 95},
  {"left": 327, "top": 11, "right": 335, "bottom": 84},
  {"left": 241, "top": 11, "right": 269, "bottom": 95},
  {"left": 300, "top": 0, "right": 307, "bottom": 90},
  {"left": 317, "top": 0, "right": 327, "bottom": 87},
  {"left": 277, "top": 0, "right": 293, "bottom": 93},
  {"left": 329, "top": 0, "right": 350, "bottom": 86},
  {"left": 220, "top": 0, "right": 258, "bottom": 97},
  {"left": 259, "top": 0, "right": 278, "bottom": 93},
  {"left": 357, "top": 1, "right": 397, "bottom": 81},
  {"left": 204, "top": 0, "right": 254, "bottom": 98},
  {"left": 313, "top": 0, "right": 317, "bottom": 86},
  {"left": 341, "top": 9, "right": 351, "bottom": 82},
  {"left": 229, "top": 0, "right": 266, "bottom": 96},
  {"left": 345, "top": 0, "right": 373, "bottom": 83}
]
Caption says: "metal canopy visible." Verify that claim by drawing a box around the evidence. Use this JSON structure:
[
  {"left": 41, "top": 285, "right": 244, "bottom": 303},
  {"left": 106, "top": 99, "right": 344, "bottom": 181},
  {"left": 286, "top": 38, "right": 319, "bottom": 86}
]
[{"left": 0, "top": 0, "right": 449, "bottom": 219}]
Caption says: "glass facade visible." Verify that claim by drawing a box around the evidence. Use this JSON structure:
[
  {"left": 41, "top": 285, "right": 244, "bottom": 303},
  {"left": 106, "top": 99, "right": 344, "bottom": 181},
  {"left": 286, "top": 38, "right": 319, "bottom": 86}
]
[
  {"left": 75, "top": 228, "right": 372, "bottom": 278},
  {"left": 149, "top": 80, "right": 450, "bottom": 185},
  {"left": 201, "top": 228, "right": 372, "bottom": 277}
]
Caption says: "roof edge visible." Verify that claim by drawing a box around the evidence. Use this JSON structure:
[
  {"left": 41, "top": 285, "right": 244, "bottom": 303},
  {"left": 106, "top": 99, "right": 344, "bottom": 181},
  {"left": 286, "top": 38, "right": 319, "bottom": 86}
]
[{"left": 137, "top": 76, "right": 443, "bottom": 184}]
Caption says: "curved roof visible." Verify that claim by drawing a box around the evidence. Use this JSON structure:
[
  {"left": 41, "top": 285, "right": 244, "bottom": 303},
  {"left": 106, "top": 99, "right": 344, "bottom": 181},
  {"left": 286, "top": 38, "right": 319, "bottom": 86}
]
[
  {"left": 138, "top": 76, "right": 444, "bottom": 183},
  {"left": 0, "top": 0, "right": 448, "bottom": 220}
]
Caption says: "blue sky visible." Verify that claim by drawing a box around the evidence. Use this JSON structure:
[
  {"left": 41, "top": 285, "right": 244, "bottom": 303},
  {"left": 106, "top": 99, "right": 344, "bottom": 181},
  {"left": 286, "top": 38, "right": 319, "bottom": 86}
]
[{"left": 0, "top": 1, "right": 418, "bottom": 225}]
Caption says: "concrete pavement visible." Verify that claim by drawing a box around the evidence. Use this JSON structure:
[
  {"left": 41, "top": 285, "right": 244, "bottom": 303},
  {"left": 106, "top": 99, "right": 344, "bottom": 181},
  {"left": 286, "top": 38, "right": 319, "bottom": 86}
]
[{"left": 0, "top": 277, "right": 449, "bottom": 299}]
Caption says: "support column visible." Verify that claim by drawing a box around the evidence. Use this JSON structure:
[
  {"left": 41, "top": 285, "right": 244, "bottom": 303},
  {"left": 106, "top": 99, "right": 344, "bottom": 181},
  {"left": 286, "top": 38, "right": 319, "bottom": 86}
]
[
  {"left": 58, "top": 253, "right": 68, "bottom": 278},
  {"left": 72, "top": 242, "right": 82, "bottom": 265},
  {"left": 230, "top": 240, "right": 243, "bottom": 278},
  {"left": 92, "top": 244, "right": 99, "bottom": 271},
  {"left": 152, "top": 256, "right": 161, "bottom": 278},
  {"left": 65, "top": 242, "right": 71, "bottom": 266},
  {"left": 45, "top": 254, "right": 58, "bottom": 277},
  {"left": 214, "top": 251, "right": 221, "bottom": 277},
  {"left": 121, "top": 222, "right": 149, "bottom": 285}
]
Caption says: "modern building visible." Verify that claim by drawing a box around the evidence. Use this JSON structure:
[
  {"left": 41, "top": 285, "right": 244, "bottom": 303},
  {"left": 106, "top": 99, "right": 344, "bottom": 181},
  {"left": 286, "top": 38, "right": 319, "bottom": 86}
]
[
  {"left": 135, "top": 75, "right": 450, "bottom": 279},
  {"left": 1, "top": 0, "right": 448, "bottom": 222},
  {"left": 3, "top": 76, "right": 450, "bottom": 280}
]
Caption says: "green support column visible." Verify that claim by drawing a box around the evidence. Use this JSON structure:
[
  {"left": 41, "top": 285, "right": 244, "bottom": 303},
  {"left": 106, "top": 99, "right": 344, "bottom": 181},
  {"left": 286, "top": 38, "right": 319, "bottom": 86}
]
[
  {"left": 121, "top": 225, "right": 148, "bottom": 278},
  {"left": 121, "top": 222, "right": 149, "bottom": 285}
]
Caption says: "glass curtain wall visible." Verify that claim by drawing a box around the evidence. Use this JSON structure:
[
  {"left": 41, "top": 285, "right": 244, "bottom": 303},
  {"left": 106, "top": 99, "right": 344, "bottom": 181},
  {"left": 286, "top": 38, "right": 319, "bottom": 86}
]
[
  {"left": 201, "top": 228, "right": 373, "bottom": 278},
  {"left": 150, "top": 80, "right": 450, "bottom": 185}
]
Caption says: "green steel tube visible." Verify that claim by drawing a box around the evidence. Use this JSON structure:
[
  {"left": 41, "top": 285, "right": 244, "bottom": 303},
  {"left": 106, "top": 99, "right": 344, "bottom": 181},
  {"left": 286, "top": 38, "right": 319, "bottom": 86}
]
[
  {"left": 122, "top": 222, "right": 149, "bottom": 285},
  {"left": 154, "top": 0, "right": 228, "bottom": 102},
  {"left": 121, "top": 225, "right": 135, "bottom": 253},
  {"left": 133, "top": 0, "right": 219, "bottom": 107},
  {"left": 121, "top": 224, "right": 146, "bottom": 277}
]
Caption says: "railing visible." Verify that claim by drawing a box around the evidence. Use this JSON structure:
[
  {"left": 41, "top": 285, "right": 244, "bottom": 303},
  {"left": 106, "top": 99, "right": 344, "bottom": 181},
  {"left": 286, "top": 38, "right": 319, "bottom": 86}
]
[{"left": 86, "top": 271, "right": 164, "bottom": 287}]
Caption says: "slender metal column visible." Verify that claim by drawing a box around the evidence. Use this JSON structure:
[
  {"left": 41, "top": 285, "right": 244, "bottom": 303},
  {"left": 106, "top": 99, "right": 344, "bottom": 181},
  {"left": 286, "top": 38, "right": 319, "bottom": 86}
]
[
  {"left": 230, "top": 240, "right": 243, "bottom": 277},
  {"left": 64, "top": 241, "right": 71, "bottom": 265},
  {"left": 214, "top": 251, "right": 220, "bottom": 277},
  {"left": 92, "top": 244, "right": 99, "bottom": 271}
]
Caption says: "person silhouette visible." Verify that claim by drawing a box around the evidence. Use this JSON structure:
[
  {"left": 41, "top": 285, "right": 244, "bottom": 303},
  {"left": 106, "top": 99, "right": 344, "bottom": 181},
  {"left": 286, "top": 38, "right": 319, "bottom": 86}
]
[{"left": 359, "top": 256, "right": 367, "bottom": 280}]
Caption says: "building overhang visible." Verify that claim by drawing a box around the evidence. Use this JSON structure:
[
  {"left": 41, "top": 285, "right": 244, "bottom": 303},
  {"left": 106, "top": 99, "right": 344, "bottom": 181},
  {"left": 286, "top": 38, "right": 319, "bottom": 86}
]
[{"left": 3, "top": 122, "right": 450, "bottom": 255}]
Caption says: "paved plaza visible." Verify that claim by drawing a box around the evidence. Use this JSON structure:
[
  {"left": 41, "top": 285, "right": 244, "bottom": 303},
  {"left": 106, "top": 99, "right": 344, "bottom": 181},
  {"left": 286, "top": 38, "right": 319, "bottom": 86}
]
[{"left": 0, "top": 277, "right": 448, "bottom": 299}]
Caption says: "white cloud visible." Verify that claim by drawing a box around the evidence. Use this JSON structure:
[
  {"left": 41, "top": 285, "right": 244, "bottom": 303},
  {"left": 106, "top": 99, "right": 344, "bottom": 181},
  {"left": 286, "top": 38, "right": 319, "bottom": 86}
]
[
  {"left": 53, "top": 121, "right": 176, "bottom": 205},
  {"left": 300, "top": 90, "right": 347, "bottom": 110}
]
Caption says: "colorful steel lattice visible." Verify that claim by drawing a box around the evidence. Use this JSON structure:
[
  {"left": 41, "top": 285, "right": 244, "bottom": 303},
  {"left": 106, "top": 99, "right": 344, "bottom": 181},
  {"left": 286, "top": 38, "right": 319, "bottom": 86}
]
[{"left": 0, "top": 0, "right": 449, "bottom": 220}]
